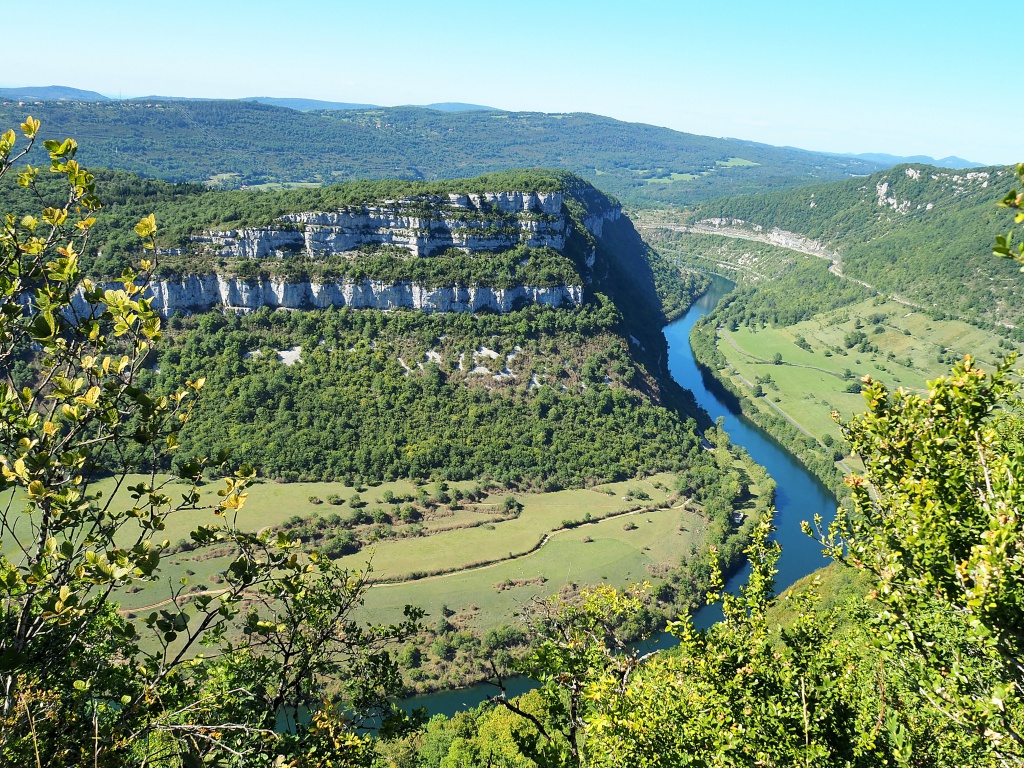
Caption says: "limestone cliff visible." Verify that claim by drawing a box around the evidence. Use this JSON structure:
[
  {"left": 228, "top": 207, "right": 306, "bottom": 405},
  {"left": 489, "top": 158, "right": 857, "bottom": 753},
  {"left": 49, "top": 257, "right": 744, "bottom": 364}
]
[
  {"left": 132, "top": 186, "right": 623, "bottom": 316},
  {"left": 69, "top": 276, "right": 581, "bottom": 317},
  {"left": 194, "top": 192, "right": 577, "bottom": 259}
]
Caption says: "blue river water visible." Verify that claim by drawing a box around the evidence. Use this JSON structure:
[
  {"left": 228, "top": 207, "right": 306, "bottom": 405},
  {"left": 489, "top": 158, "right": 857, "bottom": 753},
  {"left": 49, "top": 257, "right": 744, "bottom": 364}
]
[{"left": 402, "top": 274, "right": 840, "bottom": 715}]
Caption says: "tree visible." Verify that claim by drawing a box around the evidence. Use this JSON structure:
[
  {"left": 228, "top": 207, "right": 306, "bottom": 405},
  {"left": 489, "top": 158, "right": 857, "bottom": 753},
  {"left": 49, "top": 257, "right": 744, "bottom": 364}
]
[
  {"left": 490, "top": 583, "right": 654, "bottom": 767},
  {"left": 994, "top": 162, "right": 1024, "bottom": 268},
  {"left": 815, "top": 357, "right": 1024, "bottom": 762},
  {"left": 0, "top": 121, "right": 418, "bottom": 766}
]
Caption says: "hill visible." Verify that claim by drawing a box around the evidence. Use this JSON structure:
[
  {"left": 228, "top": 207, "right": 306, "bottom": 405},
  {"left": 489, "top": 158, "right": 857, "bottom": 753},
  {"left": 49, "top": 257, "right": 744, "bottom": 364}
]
[
  {"left": 0, "top": 85, "right": 110, "bottom": 101},
  {"left": 1, "top": 167, "right": 710, "bottom": 483},
  {"left": 244, "top": 96, "right": 379, "bottom": 110},
  {"left": 690, "top": 164, "right": 1023, "bottom": 328},
  {"left": 830, "top": 151, "right": 984, "bottom": 169},
  {"left": 418, "top": 102, "right": 497, "bottom": 112},
  {"left": 0, "top": 99, "right": 884, "bottom": 206}
]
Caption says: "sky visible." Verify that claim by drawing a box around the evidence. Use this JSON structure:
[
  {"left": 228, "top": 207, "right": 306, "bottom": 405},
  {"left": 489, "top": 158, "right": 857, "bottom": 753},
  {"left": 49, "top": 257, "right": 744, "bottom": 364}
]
[{"left": 4, "top": 0, "right": 1021, "bottom": 164}]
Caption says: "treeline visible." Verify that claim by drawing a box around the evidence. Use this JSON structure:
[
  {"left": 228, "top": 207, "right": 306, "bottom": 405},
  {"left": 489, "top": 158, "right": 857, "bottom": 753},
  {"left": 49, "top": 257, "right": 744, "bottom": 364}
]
[
  {"left": 710, "top": 257, "right": 871, "bottom": 327},
  {"left": 137, "top": 299, "right": 703, "bottom": 487},
  {"left": 0, "top": 99, "right": 883, "bottom": 207}
]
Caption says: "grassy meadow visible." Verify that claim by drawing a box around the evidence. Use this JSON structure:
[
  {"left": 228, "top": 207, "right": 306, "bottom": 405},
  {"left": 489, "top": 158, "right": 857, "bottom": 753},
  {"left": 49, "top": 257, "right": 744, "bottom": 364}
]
[
  {"left": 1, "top": 471, "right": 727, "bottom": 633},
  {"left": 711, "top": 297, "right": 1022, "bottom": 451},
  {"left": 356, "top": 501, "right": 706, "bottom": 629}
]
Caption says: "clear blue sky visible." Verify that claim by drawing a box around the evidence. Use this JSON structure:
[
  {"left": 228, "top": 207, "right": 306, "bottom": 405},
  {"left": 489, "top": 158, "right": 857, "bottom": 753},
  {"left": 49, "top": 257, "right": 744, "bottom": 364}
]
[{"left": 6, "top": 0, "right": 1021, "bottom": 163}]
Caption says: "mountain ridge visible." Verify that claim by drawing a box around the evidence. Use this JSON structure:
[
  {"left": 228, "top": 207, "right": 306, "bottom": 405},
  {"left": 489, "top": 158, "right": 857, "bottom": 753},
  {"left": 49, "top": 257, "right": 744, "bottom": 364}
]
[
  {"left": 829, "top": 151, "right": 984, "bottom": 169},
  {"left": 0, "top": 98, "right": 885, "bottom": 207},
  {"left": 691, "top": 163, "right": 1022, "bottom": 327}
]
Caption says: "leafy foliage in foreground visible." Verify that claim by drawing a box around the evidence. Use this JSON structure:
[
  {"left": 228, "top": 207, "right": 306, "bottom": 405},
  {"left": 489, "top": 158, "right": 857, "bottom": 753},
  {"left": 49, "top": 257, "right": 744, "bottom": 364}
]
[
  {"left": 0, "top": 121, "right": 420, "bottom": 766},
  {"left": 816, "top": 357, "right": 1024, "bottom": 759}
]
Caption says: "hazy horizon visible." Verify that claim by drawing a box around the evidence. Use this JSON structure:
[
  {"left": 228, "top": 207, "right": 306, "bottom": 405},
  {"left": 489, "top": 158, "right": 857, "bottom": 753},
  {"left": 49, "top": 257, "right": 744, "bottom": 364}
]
[{"left": 4, "top": 0, "right": 1020, "bottom": 165}]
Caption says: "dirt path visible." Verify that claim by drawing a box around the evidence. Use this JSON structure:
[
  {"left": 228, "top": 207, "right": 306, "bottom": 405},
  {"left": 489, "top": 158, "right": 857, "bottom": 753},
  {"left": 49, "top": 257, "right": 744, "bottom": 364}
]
[
  {"left": 712, "top": 332, "right": 859, "bottom": 474},
  {"left": 369, "top": 503, "right": 677, "bottom": 589},
  {"left": 116, "top": 500, "right": 684, "bottom": 612},
  {"left": 720, "top": 330, "right": 847, "bottom": 380}
]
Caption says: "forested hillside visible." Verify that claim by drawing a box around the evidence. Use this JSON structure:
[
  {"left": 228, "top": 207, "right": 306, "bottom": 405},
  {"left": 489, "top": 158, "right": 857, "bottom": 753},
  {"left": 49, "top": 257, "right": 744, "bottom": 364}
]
[
  {"left": 4, "top": 112, "right": 1024, "bottom": 766},
  {"left": 4, "top": 162, "right": 708, "bottom": 487},
  {"left": 693, "top": 164, "right": 1023, "bottom": 326},
  {"left": 0, "top": 99, "right": 883, "bottom": 206}
]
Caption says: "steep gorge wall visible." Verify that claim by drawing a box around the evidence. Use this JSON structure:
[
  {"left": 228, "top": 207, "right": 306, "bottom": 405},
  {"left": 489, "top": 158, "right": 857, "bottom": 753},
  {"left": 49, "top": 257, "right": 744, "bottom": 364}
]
[
  {"left": 111, "top": 189, "right": 623, "bottom": 316},
  {"left": 73, "top": 276, "right": 583, "bottom": 316},
  {"left": 196, "top": 191, "right": 574, "bottom": 258}
]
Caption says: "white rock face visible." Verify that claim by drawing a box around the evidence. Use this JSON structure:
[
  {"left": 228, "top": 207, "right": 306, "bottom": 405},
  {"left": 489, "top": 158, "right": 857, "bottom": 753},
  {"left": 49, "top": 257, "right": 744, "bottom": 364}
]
[
  {"left": 66, "top": 190, "right": 626, "bottom": 318},
  {"left": 582, "top": 206, "right": 621, "bottom": 238},
  {"left": 70, "top": 275, "right": 583, "bottom": 316},
  {"left": 197, "top": 191, "right": 573, "bottom": 258}
]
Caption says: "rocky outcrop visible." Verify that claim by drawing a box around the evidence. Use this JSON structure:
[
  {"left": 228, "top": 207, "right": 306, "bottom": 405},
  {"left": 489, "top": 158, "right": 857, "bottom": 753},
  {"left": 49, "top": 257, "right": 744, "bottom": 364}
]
[
  {"left": 196, "top": 191, "right": 573, "bottom": 259},
  {"left": 583, "top": 206, "right": 621, "bottom": 238},
  {"left": 102, "top": 188, "right": 625, "bottom": 316},
  {"left": 70, "top": 275, "right": 583, "bottom": 316},
  {"left": 691, "top": 218, "right": 838, "bottom": 261}
]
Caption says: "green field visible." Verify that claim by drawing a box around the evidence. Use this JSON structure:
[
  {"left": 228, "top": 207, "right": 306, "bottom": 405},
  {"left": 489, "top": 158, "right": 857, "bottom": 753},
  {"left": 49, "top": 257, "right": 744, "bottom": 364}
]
[
  {"left": 640, "top": 158, "right": 760, "bottom": 185},
  {"left": 356, "top": 501, "right": 706, "bottom": 629},
  {"left": 1, "top": 466, "right": 769, "bottom": 635},
  {"left": 712, "top": 297, "right": 1022, "bottom": 450}
]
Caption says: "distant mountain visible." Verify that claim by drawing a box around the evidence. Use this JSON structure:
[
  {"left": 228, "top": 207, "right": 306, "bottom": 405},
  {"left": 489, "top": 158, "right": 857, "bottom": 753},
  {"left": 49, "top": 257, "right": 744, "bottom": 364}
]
[
  {"left": 244, "top": 97, "right": 378, "bottom": 111},
  {"left": 0, "top": 99, "right": 885, "bottom": 207},
  {"left": 0, "top": 85, "right": 110, "bottom": 102},
  {"left": 1, "top": 87, "right": 495, "bottom": 113},
  {"left": 243, "top": 98, "right": 491, "bottom": 112},
  {"left": 419, "top": 102, "right": 497, "bottom": 112},
  {"left": 829, "top": 152, "right": 985, "bottom": 170}
]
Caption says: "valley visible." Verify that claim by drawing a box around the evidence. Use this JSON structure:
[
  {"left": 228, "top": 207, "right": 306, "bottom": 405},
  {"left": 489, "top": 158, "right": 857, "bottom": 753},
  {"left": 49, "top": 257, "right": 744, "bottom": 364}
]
[
  {"left": 632, "top": 166, "right": 1024, "bottom": 498},
  {"left": 2, "top": 83, "right": 1021, "bottom": 763},
  {"left": 2, "top": 160, "right": 776, "bottom": 699}
]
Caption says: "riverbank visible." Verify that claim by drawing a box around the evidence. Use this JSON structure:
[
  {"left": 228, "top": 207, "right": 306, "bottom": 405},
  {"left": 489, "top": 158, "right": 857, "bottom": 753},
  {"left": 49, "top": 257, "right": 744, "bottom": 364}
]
[
  {"left": 400, "top": 274, "right": 841, "bottom": 716},
  {"left": 689, "top": 316, "right": 849, "bottom": 499}
]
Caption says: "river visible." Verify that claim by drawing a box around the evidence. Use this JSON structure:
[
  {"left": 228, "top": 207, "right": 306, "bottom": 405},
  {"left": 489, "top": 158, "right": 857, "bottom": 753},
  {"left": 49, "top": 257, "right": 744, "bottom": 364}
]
[{"left": 403, "top": 274, "right": 840, "bottom": 715}]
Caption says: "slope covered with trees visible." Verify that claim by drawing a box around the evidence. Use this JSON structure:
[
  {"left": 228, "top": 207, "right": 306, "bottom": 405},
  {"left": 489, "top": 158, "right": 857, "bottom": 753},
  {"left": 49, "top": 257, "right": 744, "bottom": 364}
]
[
  {"left": 693, "top": 164, "right": 1024, "bottom": 327},
  {"left": 0, "top": 99, "right": 883, "bottom": 207}
]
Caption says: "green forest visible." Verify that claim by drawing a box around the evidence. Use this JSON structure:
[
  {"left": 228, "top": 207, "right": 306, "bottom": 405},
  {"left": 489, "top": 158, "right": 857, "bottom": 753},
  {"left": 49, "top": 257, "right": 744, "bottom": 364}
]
[
  {"left": 3, "top": 120, "right": 1024, "bottom": 768},
  {"left": 136, "top": 300, "right": 702, "bottom": 487},
  {"left": 0, "top": 99, "right": 883, "bottom": 207}
]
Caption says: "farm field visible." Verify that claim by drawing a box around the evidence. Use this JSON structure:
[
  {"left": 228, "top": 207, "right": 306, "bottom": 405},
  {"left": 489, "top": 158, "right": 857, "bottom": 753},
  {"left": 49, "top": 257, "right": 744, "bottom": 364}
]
[
  {"left": 712, "top": 297, "right": 1022, "bottom": 449},
  {"left": 329, "top": 477, "right": 676, "bottom": 580},
  {"left": 2, "top": 466, "right": 772, "bottom": 633},
  {"left": 356, "top": 501, "right": 707, "bottom": 629}
]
